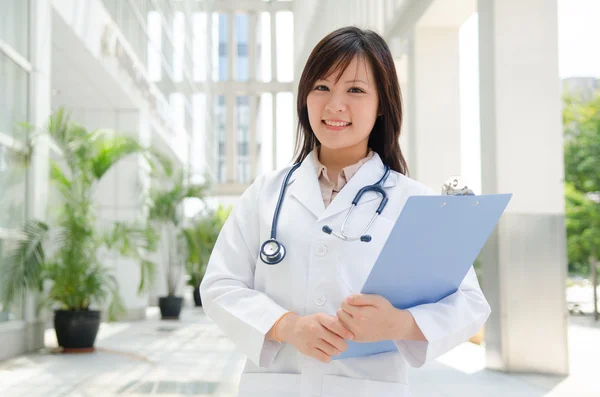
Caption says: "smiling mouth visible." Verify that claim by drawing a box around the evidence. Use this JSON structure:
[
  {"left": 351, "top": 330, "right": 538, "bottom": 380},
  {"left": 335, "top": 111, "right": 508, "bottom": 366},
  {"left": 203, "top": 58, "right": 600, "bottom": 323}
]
[{"left": 322, "top": 120, "right": 352, "bottom": 128}]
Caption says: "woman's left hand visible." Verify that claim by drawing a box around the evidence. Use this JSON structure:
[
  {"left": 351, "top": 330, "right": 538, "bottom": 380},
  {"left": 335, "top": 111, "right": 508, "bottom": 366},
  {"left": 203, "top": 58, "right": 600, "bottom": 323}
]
[{"left": 337, "top": 294, "right": 401, "bottom": 342}]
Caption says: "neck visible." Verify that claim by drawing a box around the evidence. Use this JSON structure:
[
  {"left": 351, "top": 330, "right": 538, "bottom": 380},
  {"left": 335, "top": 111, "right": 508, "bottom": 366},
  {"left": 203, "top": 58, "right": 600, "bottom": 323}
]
[{"left": 318, "top": 143, "right": 369, "bottom": 177}]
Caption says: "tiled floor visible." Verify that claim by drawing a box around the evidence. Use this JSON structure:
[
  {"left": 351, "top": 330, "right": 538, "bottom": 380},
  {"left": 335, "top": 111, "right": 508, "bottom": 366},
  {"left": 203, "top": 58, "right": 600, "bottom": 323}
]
[{"left": 0, "top": 308, "right": 597, "bottom": 397}]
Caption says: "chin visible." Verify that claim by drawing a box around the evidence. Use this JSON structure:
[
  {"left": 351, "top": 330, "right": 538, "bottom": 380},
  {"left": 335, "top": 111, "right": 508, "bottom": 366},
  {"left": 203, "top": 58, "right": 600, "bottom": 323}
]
[{"left": 319, "top": 140, "right": 360, "bottom": 151}]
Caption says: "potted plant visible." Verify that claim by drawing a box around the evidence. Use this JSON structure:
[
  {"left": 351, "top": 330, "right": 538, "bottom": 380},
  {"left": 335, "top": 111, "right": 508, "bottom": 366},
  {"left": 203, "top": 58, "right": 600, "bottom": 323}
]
[
  {"left": 0, "top": 109, "right": 163, "bottom": 352},
  {"left": 183, "top": 205, "right": 231, "bottom": 307},
  {"left": 147, "top": 169, "right": 207, "bottom": 319}
]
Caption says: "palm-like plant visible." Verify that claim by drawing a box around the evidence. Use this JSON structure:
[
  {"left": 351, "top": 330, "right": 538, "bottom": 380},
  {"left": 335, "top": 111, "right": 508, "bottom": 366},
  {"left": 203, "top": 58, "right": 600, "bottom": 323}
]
[
  {"left": 183, "top": 205, "right": 231, "bottom": 293},
  {"left": 147, "top": 169, "right": 208, "bottom": 297},
  {"left": 0, "top": 108, "right": 165, "bottom": 320}
]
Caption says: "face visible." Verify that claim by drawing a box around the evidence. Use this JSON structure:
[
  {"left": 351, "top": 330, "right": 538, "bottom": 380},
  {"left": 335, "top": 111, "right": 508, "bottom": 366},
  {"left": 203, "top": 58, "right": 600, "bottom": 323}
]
[{"left": 306, "top": 56, "right": 379, "bottom": 154}]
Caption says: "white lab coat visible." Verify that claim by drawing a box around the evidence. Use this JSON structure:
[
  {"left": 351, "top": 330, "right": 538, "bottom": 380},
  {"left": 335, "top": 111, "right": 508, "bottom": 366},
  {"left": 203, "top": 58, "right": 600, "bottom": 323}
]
[{"left": 200, "top": 151, "right": 491, "bottom": 397}]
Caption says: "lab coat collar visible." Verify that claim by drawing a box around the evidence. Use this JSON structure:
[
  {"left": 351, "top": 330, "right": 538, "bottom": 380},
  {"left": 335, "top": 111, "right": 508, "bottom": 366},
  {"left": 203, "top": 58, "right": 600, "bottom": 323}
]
[{"left": 288, "top": 149, "right": 397, "bottom": 221}]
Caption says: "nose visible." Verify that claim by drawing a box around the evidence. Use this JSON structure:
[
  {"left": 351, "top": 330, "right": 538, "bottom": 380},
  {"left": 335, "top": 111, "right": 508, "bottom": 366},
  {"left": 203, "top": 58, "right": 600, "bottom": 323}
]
[{"left": 325, "top": 94, "right": 347, "bottom": 113}]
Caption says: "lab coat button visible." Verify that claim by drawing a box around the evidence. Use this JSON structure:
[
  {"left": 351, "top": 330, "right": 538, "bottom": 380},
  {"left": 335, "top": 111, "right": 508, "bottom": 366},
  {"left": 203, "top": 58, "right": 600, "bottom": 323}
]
[
  {"left": 316, "top": 244, "right": 328, "bottom": 256},
  {"left": 315, "top": 295, "right": 327, "bottom": 306}
]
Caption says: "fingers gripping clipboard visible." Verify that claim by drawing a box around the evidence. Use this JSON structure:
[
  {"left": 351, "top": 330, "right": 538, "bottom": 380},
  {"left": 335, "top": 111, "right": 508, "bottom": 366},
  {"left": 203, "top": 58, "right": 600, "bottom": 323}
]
[{"left": 333, "top": 178, "right": 512, "bottom": 360}]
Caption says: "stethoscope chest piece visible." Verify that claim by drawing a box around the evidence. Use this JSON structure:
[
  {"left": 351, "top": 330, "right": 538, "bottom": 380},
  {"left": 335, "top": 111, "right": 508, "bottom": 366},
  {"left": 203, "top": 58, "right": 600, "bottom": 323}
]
[{"left": 260, "top": 239, "right": 286, "bottom": 265}]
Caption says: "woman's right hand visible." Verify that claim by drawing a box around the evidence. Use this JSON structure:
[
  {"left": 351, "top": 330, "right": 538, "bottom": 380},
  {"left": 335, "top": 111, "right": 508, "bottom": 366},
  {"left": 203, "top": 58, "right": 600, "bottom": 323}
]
[{"left": 277, "top": 313, "right": 354, "bottom": 363}]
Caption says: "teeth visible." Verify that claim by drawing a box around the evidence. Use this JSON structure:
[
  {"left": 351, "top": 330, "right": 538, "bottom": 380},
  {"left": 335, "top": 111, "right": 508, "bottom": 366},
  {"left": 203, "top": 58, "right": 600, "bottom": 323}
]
[{"left": 324, "top": 120, "right": 351, "bottom": 127}]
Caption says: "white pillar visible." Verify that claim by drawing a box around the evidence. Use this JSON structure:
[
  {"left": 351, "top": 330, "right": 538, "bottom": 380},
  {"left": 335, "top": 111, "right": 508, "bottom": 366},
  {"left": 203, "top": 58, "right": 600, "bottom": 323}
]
[
  {"left": 28, "top": 0, "right": 52, "bottom": 224},
  {"left": 248, "top": 12, "right": 258, "bottom": 180},
  {"left": 270, "top": 10, "right": 278, "bottom": 170},
  {"left": 478, "top": 0, "right": 569, "bottom": 375},
  {"left": 409, "top": 26, "right": 461, "bottom": 191},
  {"left": 26, "top": 0, "right": 52, "bottom": 353},
  {"left": 394, "top": 55, "right": 411, "bottom": 171}
]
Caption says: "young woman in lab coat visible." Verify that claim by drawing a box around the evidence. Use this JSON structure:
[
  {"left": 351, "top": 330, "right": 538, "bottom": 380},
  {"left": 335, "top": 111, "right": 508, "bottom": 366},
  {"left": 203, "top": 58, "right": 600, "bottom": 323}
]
[{"left": 200, "top": 26, "right": 490, "bottom": 397}]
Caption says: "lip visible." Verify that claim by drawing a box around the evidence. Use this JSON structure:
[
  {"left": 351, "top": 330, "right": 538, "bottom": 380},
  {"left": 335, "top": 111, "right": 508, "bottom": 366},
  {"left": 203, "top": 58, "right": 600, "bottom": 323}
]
[{"left": 322, "top": 119, "right": 352, "bottom": 131}]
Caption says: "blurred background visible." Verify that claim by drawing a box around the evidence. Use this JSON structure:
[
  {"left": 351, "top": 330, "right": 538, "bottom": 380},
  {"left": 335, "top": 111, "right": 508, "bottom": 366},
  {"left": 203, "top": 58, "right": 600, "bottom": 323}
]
[{"left": 0, "top": 0, "right": 599, "bottom": 396}]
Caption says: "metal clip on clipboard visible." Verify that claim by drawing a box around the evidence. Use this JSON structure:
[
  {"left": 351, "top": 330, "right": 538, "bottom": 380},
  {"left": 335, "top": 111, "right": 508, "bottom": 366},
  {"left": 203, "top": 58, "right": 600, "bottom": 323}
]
[{"left": 441, "top": 176, "right": 475, "bottom": 196}]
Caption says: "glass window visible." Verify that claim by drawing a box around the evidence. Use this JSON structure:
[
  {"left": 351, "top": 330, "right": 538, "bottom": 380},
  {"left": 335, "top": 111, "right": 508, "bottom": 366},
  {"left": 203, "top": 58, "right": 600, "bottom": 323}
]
[
  {"left": 275, "top": 12, "right": 294, "bottom": 82},
  {"left": 0, "top": 0, "right": 28, "bottom": 59},
  {"left": 0, "top": 53, "right": 28, "bottom": 139},
  {"left": 257, "top": 12, "right": 272, "bottom": 82},
  {"left": 217, "top": 14, "right": 229, "bottom": 81},
  {"left": 0, "top": 239, "right": 23, "bottom": 323},
  {"left": 235, "top": 14, "right": 249, "bottom": 82},
  {"left": 0, "top": 144, "right": 26, "bottom": 230},
  {"left": 215, "top": 95, "right": 226, "bottom": 183},
  {"left": 236, "top": 96, "right": 250, "bottom": 183}
]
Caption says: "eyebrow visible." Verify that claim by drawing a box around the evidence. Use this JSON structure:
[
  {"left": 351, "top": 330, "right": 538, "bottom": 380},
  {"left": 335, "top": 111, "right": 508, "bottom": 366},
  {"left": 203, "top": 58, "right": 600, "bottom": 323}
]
[
  {"left": 346, "top": 79, "right": 368, "bottom": 84},
  {"left": 321, "top": 78, "right": 369, "bottom": 85}
]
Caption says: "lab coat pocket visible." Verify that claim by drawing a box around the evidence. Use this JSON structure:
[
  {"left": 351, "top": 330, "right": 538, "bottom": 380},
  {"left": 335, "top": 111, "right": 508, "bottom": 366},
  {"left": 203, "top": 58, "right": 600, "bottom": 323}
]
[
  {"left": 237, "top": 373, "right": 301, "bottom": 397},
  {"left": 321, "top": 375, "right": 410, "bottom": 397},
  {"left": 337, "top": 214, "right": 395, "bottom": 294}
]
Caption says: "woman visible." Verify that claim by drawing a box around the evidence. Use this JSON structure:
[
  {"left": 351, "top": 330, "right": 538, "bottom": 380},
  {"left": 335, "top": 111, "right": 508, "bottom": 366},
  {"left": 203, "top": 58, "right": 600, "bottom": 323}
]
[{"left": 200, "top": 26, "right": 490, "bottom": 397}]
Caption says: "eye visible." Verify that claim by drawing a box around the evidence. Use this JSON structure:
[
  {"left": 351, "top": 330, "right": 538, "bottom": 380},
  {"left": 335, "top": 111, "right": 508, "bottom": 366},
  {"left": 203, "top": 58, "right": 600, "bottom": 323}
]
[
  {"left": 348, "top": 87, "right": 365, "bottom": 93},
  {"left": 314, "top": 85, "right": 329, "bottom": 91}
]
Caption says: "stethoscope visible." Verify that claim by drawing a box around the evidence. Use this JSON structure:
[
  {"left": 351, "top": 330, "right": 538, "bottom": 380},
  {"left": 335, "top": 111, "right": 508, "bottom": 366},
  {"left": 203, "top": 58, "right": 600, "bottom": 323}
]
[{"left": 260, "top": 162, "right": 391, "bottom": 265}]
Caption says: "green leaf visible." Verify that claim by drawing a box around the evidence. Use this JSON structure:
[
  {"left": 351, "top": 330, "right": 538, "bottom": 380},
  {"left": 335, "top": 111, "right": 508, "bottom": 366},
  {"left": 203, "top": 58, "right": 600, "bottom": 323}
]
[
  {"left": 0, "top": 221, "right": 49, "bottom": 306},
  {"left": 563, "top": 91, "right": 600, "bottom": 275},
  {"left": 91, "top": 134, "right": 146, "bottom": 180}
]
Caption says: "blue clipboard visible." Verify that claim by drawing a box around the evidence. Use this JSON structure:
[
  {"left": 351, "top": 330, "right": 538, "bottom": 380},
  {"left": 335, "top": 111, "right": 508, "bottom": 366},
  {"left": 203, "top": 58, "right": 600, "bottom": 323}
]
[{"left": 333, "top": 193, "right": 512, "bottom": 360}]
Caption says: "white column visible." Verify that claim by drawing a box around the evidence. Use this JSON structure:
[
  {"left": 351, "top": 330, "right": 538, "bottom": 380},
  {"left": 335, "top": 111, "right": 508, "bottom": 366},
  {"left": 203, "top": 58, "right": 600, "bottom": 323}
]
[
  {"left": 270, "top": 10, "right": 278, "bottom": 170},
  {"left": 405, "top": 33, "right": 417, "bottom": 176},
  {"left": 248, "top": 12, "right": 258, "bottom": 180},
  {"left": 26, "top": 0, "right": 52, "bottom": 353},
  {"left": 394, "top": 55, "right": 411, "bottom": 172},
  {"left": 248, "top": 12, "right": 257, "bottom": 81},
  {"left": 478, "top": 0, "right": 569, "bottom": 375},
  {"left": 410, "top": 26, "right": 461, "bottom": 190},
  {"left": 28, "top": 0, "right": 52, "bottom": 223}
]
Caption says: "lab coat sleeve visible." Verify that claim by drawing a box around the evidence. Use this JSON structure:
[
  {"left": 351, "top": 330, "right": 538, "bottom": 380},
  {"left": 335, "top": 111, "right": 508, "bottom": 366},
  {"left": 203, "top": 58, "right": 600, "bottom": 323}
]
[
  {"left": 393, "top": 185, "right": 491, "bottom": 368},
  {"left": 200, "top": 176, "right": 288, "bottom": 368},
  {"left": 393, "top": 266, "right": 491, "bottom": 367}
]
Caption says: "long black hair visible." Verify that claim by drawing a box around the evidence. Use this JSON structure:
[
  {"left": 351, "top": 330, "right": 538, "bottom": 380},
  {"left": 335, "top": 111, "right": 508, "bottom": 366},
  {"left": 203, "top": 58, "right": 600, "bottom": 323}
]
[{"left": 294, "top": 26, "right": 408, "bottom": 175}]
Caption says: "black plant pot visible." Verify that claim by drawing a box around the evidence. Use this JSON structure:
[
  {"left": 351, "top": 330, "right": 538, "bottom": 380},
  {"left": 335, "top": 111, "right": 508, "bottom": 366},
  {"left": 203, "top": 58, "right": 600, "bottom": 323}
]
[
  {"left": 54, "top": 310, "right": 101, "bottom": 352},
  {"left": 159, "top": 296, "right": 183, "bottom": 319},
  {"left": 193, "top": 287, "right": 202, "bottom": 307}
]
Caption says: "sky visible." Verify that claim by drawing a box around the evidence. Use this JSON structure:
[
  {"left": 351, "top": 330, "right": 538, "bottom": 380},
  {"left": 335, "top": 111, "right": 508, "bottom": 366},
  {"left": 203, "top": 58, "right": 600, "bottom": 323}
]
[{"left": 557, "top": 0, "right": 600, "bottom": 78}]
